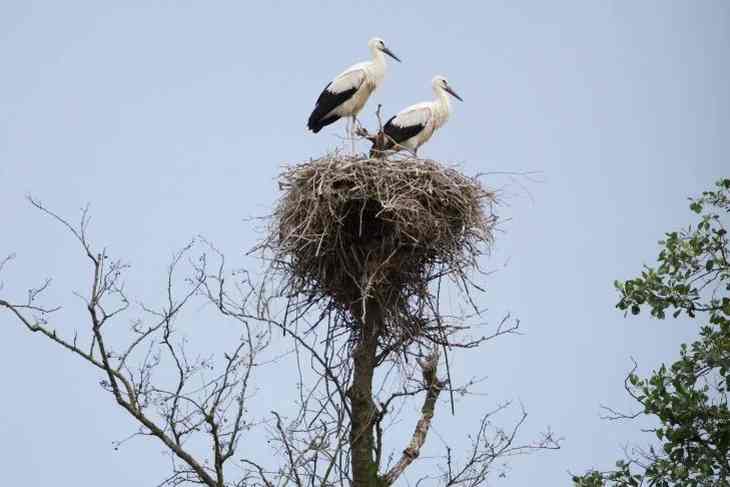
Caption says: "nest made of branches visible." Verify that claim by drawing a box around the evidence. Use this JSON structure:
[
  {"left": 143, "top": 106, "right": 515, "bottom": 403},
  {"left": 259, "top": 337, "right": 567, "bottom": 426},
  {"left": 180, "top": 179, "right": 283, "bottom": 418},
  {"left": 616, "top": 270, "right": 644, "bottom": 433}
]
[{"left": 264, "top": 153, "right": 497, "bottom": 348}]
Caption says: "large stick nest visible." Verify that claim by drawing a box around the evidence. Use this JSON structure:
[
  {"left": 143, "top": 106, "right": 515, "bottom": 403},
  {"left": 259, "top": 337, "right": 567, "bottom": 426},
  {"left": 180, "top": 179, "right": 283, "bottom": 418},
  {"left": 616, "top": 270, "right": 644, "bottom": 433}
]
[{"left": 265, "top": 153, "right": 497, "bottom": 347}]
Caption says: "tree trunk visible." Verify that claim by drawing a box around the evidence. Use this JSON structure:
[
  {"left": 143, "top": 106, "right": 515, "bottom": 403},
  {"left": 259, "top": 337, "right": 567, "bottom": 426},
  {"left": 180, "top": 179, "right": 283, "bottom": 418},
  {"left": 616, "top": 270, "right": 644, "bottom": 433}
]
[{"left": 349, "top": 298, "right": 383, "bottom": 487}]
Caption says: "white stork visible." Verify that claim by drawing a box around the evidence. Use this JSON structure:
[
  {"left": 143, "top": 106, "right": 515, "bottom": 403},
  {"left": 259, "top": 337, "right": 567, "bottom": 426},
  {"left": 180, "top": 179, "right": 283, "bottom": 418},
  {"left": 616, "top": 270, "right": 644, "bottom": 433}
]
[
  {"left": 379, "top": 76, "right": 463, "bottom": 156},
  {"left": 307, "top": 37, "right": 401, "bottom": 134}
]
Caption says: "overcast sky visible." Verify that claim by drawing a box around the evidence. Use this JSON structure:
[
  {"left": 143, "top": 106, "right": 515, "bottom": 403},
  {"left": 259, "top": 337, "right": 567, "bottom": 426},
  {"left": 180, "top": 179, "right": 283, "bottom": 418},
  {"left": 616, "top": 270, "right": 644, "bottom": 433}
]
[{"left": 1, "top": 1, "right": 728, "bottom": 486}]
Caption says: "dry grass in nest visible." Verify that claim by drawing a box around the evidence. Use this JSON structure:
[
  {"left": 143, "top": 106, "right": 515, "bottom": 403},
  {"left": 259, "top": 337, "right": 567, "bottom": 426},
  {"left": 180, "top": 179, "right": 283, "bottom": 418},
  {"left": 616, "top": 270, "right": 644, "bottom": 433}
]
[{"left": 263, "top": 152, "right": 497, "bottom": 349}]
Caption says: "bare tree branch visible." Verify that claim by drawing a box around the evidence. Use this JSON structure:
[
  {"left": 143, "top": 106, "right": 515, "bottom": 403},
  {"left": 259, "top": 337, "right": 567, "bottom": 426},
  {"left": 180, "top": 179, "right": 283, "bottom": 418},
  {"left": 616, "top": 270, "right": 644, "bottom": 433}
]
[{"left": 382, "top": 351, "right": 444, "bottom": 485}]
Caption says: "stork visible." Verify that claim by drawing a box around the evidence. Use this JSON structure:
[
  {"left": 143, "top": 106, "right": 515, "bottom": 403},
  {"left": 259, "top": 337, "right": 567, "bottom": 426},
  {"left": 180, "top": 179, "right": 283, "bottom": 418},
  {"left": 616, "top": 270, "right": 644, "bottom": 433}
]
[
  {"left": 307, "top": 37, "right": 401, "bottom": 136},
  {"left": 376, "top": 76, "right": 463, "bottom": 156}
]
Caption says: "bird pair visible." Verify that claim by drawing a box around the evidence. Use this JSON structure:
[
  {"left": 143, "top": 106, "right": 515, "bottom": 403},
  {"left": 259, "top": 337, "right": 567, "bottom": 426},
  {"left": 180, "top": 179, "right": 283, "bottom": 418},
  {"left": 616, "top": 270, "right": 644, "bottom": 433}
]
[{"left": 307, "top": 37, "right": 463, "bottom": 156}]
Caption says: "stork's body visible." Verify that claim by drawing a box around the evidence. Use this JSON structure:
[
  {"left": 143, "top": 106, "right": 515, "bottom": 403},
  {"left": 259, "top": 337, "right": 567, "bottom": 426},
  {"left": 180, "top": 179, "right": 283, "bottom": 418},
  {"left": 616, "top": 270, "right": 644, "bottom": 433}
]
[
  {"left": 307, "top": 38, "right": 400, "bottom": 134},
  {"left": 380, "top": 76, "right": 463, "bottom": 155}
]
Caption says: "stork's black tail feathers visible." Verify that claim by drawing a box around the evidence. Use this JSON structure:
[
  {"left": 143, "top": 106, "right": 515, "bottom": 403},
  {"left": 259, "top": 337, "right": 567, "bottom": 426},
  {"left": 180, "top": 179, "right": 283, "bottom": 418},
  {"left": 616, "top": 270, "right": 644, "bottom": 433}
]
[
  {"left": 307, "top": 112, "right": 340, "bottom": 133},
  {"left": 308, "top": 82, "right": 357, "bottom": 133}
]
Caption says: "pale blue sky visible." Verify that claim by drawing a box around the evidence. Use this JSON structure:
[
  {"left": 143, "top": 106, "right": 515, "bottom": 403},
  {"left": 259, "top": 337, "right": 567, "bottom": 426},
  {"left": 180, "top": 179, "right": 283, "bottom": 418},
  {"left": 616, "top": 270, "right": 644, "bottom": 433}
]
[{"left": 1, "top": 1, "right": 728, "bottom": 485}]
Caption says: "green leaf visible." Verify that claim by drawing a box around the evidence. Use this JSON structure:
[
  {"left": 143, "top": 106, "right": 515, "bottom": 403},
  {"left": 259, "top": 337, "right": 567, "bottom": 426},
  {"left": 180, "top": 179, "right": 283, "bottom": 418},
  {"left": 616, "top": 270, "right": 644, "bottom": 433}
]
[{"left": 722, "top": 298, "right": 730, "bottom": 316}]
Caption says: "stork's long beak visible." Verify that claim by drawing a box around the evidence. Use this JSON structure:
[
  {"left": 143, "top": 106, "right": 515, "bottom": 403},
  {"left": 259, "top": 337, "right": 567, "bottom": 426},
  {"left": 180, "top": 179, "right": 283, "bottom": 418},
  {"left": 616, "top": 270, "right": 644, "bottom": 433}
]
[
  {"left": 445, "top": 84, "right": 463, "bottom": 102},
  {"left": 381, "top": 46, "right": 401, "bottom": 62}
]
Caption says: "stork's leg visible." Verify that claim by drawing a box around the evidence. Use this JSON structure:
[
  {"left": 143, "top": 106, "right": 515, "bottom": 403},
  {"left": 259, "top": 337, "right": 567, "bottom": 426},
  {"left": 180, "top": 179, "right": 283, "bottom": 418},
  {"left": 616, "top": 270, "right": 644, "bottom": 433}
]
[
  {"left": 344, "top": 117, "right": 351, "bottom": 151},
  {"left": 350, "top": 116, "right": 357, "bottom": 154}
]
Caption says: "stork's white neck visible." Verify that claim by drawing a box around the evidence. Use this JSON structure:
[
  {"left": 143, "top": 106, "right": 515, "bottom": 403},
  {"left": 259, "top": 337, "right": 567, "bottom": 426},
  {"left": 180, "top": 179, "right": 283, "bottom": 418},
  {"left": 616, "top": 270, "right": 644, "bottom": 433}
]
[
  {"left": 367, "top": 48, "right": 388, "bottom": 85},
  {"left": 433, "top": 85, "right": 452, "bottom": 116},
  {"left": 371, "top": 47, "right": 386, "bottom": 68}
]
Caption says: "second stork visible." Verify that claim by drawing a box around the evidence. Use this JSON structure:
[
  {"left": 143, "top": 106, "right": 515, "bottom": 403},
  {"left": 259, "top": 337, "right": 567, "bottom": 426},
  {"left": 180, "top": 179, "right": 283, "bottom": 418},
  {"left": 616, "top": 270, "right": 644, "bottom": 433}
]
[{"left": 376, "top": 76, "right": 463, "bottom": 156}]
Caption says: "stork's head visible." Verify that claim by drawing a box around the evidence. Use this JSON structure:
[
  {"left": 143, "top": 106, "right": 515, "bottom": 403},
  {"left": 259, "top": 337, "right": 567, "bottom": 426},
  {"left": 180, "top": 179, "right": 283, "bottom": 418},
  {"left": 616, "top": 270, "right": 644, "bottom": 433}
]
[
  {"left": 369, "top": 37, "right": 401, "bottom": 62},
  {"left": 433, "top": 76, "right": 463, "bottom": 102}
]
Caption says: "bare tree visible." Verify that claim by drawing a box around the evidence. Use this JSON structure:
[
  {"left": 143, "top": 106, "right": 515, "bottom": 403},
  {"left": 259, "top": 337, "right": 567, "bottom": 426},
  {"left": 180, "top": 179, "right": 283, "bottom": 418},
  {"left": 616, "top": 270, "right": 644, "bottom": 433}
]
[
  {"left": 2, "top": 156, "right": 559, "bottom": 487},
  {"left": 0, "top": 198, "right": 275, "bottom": 487}
]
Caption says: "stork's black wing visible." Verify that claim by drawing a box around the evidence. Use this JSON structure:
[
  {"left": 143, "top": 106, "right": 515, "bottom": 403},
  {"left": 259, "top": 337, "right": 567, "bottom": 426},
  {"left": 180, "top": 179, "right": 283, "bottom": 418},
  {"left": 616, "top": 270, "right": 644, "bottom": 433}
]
[
  {"left": 383, "top": 116, "right": 425, "bottom": 144},
  {"left": 307, "top": 69, "right": 365, "bottom": 133}
]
